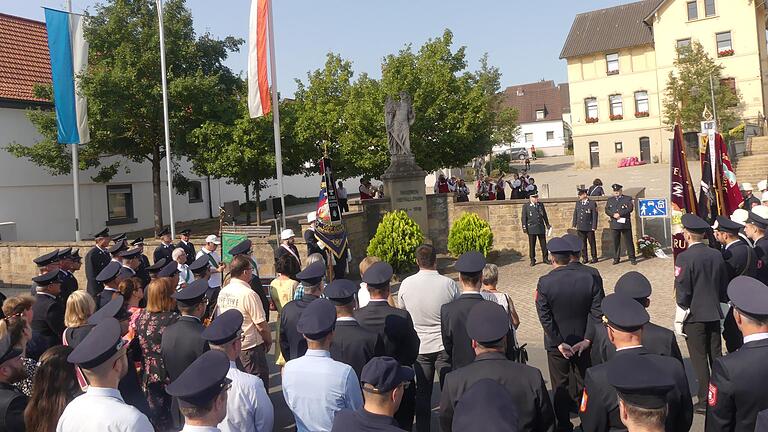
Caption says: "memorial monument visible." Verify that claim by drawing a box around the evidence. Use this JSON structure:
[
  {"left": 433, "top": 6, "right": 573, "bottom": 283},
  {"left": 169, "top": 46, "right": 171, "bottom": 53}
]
[{"left": 381, "top": 92, "right": 429, "bottom": 234}]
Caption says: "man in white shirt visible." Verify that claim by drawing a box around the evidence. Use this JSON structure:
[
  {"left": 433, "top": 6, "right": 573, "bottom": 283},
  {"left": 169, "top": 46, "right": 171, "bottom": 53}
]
[
  {"left": 196, "top": 235, "right": 225, "bottom": 289},
  {"left": 58, "top": 318, "right": 154, "bottom": 431},
  {"left": 216, "top": 255, "right": 272, "bottom": 386},
  {"left": 398, "top": 244, "right": 459, "bottom": 431},
  {"left": 203, "top": 309, "right": 274, "bottom": 432},
  {"left": 173, "top": 247, "right": 192, "bottom": 289},
  {"left": 337, "top": 181, "right": 349, "bottom": 213}
]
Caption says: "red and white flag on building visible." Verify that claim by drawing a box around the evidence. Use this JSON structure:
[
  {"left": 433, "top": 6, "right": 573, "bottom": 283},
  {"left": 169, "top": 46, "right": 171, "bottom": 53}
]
[{"left": 248, "top": 0, "right": 271, "bottom": 118}]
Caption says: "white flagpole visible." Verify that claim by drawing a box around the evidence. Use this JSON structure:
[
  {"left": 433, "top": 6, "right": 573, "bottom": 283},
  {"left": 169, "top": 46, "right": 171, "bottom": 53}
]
[
  {"left": 156, "top": 0, "right": 176, "bottom": 237},
  {"left": 68, "top": 0, "right": 81, "bottom": 242},
  {"left": 267, "top": 0, "right": 286, "bottom": 229}
]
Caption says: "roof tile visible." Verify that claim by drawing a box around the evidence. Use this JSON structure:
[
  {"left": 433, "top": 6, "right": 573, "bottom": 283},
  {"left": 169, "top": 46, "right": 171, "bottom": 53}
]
[
  {"left": 500, "top": 81, "right": 570, "bottom": 124},
  {"left": 0, "top": 13, "right": 52, "bottom": 103}
]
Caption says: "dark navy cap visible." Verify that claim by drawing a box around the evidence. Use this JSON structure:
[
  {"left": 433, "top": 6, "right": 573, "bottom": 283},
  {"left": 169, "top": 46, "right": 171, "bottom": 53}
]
[
  {"left": 180, "top": 229, "right": 192, "bottom": 236},
  {"left": 614, "top": 271, "right": 652, "bottom": 300},
  {"left": 188, "top": 255, "right": 210, "bottom": 274},
  {"left": 454, "top": 251, "right": 486, "bottom": 274},
  {"left": 562, "top": 234, "right": 583, "bottom": 253},
  {"left": 202, "top": 309, "right": 244, "bottom": 345},
  {"left": 147, "top": 258, "right": 167, "bottom": 275},
  {"left": 296, "top": 261, "right": 326, "bottom": 285},
  {"left": 453, "top": 379, "right": 519, "bottom": 432},
  {"left": 94, "top": 227, "right": 109, "bottom": 239},
  {"left": 71, "top": 249, "right": 82, "bottom": 261},
  {"left": 112, "top": 233, "right": 126, "bottom": 243},
  {"left": 130, "top": 237, "right": 145, "bottom": 246},
  {"left": 748, "top": 210, "right": 768, "bottom": 229},
  {"left": 158, "top": 227, "right": 170, "bottom": 237},
  {"left": 324, "top": 279, "right": 358, "bottom": 305},
  {"left": 108, "top": 240, "right": 128, "bottom": 255},
  {"left": 88, "top": 296, "right": 128, "bottom": 325},
  {"left": 547, "top": 237, "right": 572, "bottom": 255},
  {"left": 578, "top": 188, "right": 588, "bottom": 195},
  {"left": 601, "top": 293, "right": 649, "bottom": 332},
  {"left": 297, "top": 298, "right": 336, "bottom": 340},
  {"left": 118, "top": 267, "right": 135, "bottom": 280},
  {"left": 612, "top": 184, "right": 623, "bottom": 191},
  {"left": 681, "top": 213, "right": 710, "bottom": 233},
  {"left": 607, "top": 354, "right": 674, "bottom": 409},
  {"left": 728, "top": 276, "right": 768, "bottom": 317},
  {"left": 360, "top": 356, "right": 415, "bottom": 393},
  {"left": 158, "top": 262, "right": 180, "bottom": 278},
  {"left": 0, "top": 335, "right": 22, "bottom": 364},
  {"left": 119, "top": 248, "right": 142, "bottom": 259},
  {"left": 228, "top": 239, "right": 252, "bottom": 256},
  {"left": 467, "top": 301, "right": 509, "bottom": 344},
  {"left": 33, "top": 249, "right": 60, "bottom": 266},
  {"left": 57, "top": 247, "right": 73, "bottom": 259},
  {"left": 713, "top": 216, "right": 743, "bottom": 235},
  {"left": 33, "top": 270, "right": 61, "bottom": 286},
  {"left": 528, "top": 192, "right": 539, "bottom": 197},
  {"left": 96, "top": 261, "right": 122, "bottom": 284},
  {"left": 172, "top": 279, "right": 208, "bottom": 306},
  {"left": 68, "top": 318, "right": 125, "bottom": 369},
  {"left": 361, "top": 261, "right": 393, "bottom": 287},
  {"left": 166, "top": 350, "right": 231, "bottom": 409}
]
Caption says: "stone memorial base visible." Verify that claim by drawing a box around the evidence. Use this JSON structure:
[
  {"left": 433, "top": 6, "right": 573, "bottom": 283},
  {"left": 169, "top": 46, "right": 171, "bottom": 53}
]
[{"left": 381, "top": 154, "right": 429, "bottom": 236}]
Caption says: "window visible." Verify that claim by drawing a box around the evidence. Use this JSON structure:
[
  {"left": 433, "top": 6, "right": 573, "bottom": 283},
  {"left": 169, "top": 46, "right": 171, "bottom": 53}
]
[
  {"left": 188, "top": 181, "right": 203, "bottom": 203},
  {"left": 546, "top": 131, "right": 555, "bottom": 140},
  {"left": 677, "top": 38, "right": 692, "bottom": 57},
  {"left": 585, "top": 97, "right": 598, "bottom": 120},
  {"left": 705, "top": 0, "right": 716, "bottom": 17},
  {"left": 635, "top": 91, "right": 649, "bottom": 115},
  {"left": 720, "top": 77, "right": 736, "bottom": 93},
  {"left": 525, "top": 133, "right": 534, "bottom": 142},
  {"left": 716, "top": 31, "right": 732, "bottom": 54},
  {"left": 535, "top": 109, "right": 545, "bottom": 120},
  {"left": 687, "top": 1, "right": 698, "bottom": 20},
  {"left": 107, "top": 185, "right": 136, "bottom": 224},
  {"left": 606, "top": 53, "right": 619, "bottom": 75},
  {"left": 609, "top": 95, "right": 623, "bottom": 117},
  {"left": 615, "top": 142, "right": 623, "bottom": 153}
]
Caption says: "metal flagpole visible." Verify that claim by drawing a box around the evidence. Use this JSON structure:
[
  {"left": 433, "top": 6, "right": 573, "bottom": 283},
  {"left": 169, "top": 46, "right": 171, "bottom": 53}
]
[
  {"left": 267, "top": 0, "right": 286, "bottom": 230},
  {"left": 156, "top": 0, "right": 176, "bottom": 237},
  {"left": 67, "top": 0, "right": 81, "bottom": 242}
]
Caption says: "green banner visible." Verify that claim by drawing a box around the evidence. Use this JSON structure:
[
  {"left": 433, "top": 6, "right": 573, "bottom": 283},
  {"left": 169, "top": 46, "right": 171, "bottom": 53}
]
[{"left": 221, "top": 232, "right": 248, "bottom": 264}]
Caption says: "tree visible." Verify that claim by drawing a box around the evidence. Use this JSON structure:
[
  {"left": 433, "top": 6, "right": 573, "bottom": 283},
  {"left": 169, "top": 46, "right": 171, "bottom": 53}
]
[
  {"left": 6, "top": 0, "right": 242, "bottom": 234},
  {"left": 662, "top": 41, "right": 741, "bottom": 131}
]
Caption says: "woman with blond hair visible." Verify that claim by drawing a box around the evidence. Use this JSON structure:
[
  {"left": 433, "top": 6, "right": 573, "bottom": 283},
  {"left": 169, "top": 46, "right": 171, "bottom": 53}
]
[
  {"left": 62, "top": 290, "right": 96, "bottom": 347},
  {"left": 24, "top": 345, "right": 80, "bottom": 432},
  {"left": 270, "top": 254, "right": 300, "bottom": 366},
  {"left": 0, "top": 295, "right": 36, "bottom": 396},
  {"left": 132, "top": 278, "right": 179, "bottom": 430}
]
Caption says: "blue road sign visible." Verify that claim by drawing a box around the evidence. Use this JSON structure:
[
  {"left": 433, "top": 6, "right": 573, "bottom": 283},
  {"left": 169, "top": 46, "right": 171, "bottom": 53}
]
[{"left": 638, "top": 198, "right": 668, "bottom": 218}]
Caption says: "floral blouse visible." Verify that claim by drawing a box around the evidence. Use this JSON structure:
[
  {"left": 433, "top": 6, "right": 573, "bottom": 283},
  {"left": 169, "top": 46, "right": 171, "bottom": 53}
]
[{"left": 132, "top": 310, "right": 178, "bottom": 386}]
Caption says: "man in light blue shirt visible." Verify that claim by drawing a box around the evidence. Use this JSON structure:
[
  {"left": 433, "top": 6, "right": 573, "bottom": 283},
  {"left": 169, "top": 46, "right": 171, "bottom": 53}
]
[{"left": 283, "top": 299, "right": 364, "bottom": 432}]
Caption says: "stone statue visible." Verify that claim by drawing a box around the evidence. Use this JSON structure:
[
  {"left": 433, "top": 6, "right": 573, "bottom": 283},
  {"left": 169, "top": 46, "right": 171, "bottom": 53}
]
[{"left": 385, "top": 92, "right": 415, "bottom": 156}]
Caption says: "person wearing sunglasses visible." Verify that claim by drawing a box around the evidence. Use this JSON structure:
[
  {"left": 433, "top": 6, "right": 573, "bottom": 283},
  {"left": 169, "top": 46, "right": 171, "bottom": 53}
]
[{"left": 166, "top": 350, "right": 232, "bottom": 432}]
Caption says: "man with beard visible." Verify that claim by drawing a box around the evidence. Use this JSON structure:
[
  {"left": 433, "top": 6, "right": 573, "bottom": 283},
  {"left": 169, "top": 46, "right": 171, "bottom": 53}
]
[{"left": 0, "top": 335, "right": 28, "bottom": 431}]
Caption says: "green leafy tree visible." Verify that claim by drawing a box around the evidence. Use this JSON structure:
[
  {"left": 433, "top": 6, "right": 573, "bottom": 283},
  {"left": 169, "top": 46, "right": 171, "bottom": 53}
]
[
  {"left": 367, "top": 210, "right": 424, "bottom": 274},
  {"left": 447, "top": 212, "right": 493, "bottom": 257},
  {"left": 662, "top": 41, "right": 741, "bottom": 131},
  {"left": 6, "top": 0, "right": 242, "bottom": 233}
]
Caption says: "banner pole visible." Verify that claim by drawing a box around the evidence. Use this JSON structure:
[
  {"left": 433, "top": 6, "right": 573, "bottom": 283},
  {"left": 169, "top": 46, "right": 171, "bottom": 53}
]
[
  {"left": 157, "top": 0, "right": 176, "bottom": 238},
  {"left": 66, "top": 0, "right": 82, "bottom": 242},
  {"left": 266, "top": 0, "right": 286, "bottom": 229}
]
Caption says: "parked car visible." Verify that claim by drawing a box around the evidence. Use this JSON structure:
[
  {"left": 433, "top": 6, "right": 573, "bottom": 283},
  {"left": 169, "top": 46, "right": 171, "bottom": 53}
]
[{"left": 509, "top": 147, "right": 529, "bottom": 160}]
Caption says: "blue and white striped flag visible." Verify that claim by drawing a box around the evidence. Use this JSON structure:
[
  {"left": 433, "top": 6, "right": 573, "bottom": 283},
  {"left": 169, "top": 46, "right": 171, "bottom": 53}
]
[{"left": 44, "top": 8, "right": 90, "bottom": 144}]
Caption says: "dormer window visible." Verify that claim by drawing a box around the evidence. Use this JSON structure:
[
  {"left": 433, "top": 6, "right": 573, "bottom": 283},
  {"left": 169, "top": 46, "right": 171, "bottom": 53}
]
[
  {"left": 606, "top": 53, "right": 619, "bottom": 75},
  {"left": 536, "top": 109, "right": 545, "bottom": 120}
]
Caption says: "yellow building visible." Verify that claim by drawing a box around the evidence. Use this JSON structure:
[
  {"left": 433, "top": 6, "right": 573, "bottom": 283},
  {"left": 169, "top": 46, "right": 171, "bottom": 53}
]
[{"left": 561, "top": 0, "right": 768, "bottom": 169}]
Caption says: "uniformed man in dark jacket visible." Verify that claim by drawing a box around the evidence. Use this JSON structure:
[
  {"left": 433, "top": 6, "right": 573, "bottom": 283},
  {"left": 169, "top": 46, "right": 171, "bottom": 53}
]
[
  {"left": 85, "top": 228, "right": 112, "bottom": 298},
  {"left": 535, "top": 237, "right": 603, "bottom": 431},
  {"left": 28, "top": 270, "right": 66, "bottom": 361},
  {"left": 161, "top": 279, "right": 210, "bottom": 429},
  {"left": 745, "top": 207, "right": 768, "bottom": 285},
  {"left": 450, "top": 379, "right": 522, "bottom": 432},
  {"left": 176, "top": 229, "right": 196, "bottom": 264},
  {"left": 56, "top": 248, "right": 79, "bottom": 305},
  {"left": 604, "top": 184, "right": 636, "bottom": 265},
  {"left": 522, "top": 192, "right": 551, "bottom": 266},
  {"left": 326, "top": 279, "right": 384, "bottom": 379},
  {"left": 440, "top": 301, "right": 555, "bottom": 432},
  {"left": 107, "top": 239, "right": 128, "bottom": 264},
  {"left": 229, "top": 239, "right": 269, "bottom": 322},
  {"left": 572, "top": 188, "right": 599, "bottom": 263},
  {"left": 153, "top": 227, "right": 175, "bottom": 264},
  {"left": 30, "top": 249, "right": 61, "bottom": 296},
  {"left": 590, "top": 271, "right": 682, "bottom": 367},
  {"left": 706, "top": 276, "right": 768, "bottom": 432},
  {"left": 562, "top": 234, "right": 605, "bottom": 346},
  {"left": 714, "top": 216, "right": 758, "bottom": 353},
  {"left": 579, "top": 293, "right": 693, "bottom": 432},
  {"left": 674, "top": 213, "right": 730, "bottom": 413},
  {"left": 94, "top": 261, "right": 123, "bottom": 310},
  {"left": 355, "top": 261, "right": 419, "bottom": 430},
  {"left": 0, "top": 335, "right": 28, "bottom": 432},
  {"left": 129, "top": 237, "right": 151, "bottom": 288},
  {"left": 280, "top": 261, "right": 325, "bottom": 361}
]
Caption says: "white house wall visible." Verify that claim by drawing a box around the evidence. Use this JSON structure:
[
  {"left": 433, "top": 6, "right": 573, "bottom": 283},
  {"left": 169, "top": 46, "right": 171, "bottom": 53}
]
[{"left": 494, "top": 120, "right": 567, "bottom": 156}]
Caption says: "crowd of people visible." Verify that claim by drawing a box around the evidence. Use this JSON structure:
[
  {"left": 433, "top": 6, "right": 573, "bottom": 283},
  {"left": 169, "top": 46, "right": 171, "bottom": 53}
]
[{"left": 1, "top": 190, "right": 768, "bottom": 432}]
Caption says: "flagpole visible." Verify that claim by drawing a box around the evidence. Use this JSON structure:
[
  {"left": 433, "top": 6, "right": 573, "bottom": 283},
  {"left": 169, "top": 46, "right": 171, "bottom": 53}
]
[
  {"left": 266, "top": 0, "right": 286, "bottom": 230},
  {"left": 66, "top": 0, "right": 82, "bottom": 242},
  {"left": 157, "top": 0, "right": 176, "bottom": 238}
]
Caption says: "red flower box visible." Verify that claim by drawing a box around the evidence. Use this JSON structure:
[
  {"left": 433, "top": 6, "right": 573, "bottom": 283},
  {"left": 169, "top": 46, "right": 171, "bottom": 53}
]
[
  {"left": 635, "top": 111, "right": 649, "bottom": 118},
  {"left": 610, "top": 114, "right": 624, "bottom": 121},
  {"left": 718, "top": 49, "right": 734, "bottom": 57},
  {"left": 585, "top": 117, "right": 599, "bottom": 124}
]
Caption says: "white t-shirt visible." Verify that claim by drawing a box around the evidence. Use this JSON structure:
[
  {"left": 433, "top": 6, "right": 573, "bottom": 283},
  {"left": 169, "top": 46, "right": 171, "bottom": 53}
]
[
  {"left": 217, "top": 278, "right": 266, "bottom": 350},
  {"left": 196, "top": 248, "right": 222, "bottom": 288}
]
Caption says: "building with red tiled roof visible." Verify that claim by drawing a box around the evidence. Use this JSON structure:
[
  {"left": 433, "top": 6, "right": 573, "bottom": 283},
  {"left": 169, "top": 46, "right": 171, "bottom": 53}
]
[{"left": 0, "top": 13, "right": 52, "bottom": 105}]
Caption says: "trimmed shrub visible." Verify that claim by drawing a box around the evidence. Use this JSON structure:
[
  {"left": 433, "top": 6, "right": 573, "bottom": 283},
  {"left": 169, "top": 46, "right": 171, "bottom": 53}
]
[
  {"left": 366, "top": 210, "right": 424, "bottom": 273},
  {"left": 448, "top": 212, "right": 493, "bottom": 257}
]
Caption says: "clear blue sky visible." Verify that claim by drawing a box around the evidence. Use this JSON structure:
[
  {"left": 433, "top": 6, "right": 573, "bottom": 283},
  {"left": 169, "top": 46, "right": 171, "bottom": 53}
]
[{"left": 7, "top": 0, "right": 632, "bottom": 96}]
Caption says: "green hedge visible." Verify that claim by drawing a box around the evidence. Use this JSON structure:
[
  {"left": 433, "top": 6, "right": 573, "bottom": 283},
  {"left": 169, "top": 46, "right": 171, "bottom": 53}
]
[
  {"left": 448, "top": 212, "right": 493, "bottom": 257},
  {"left": 366, "top": 210, "right": 424, "bottom": 273}
]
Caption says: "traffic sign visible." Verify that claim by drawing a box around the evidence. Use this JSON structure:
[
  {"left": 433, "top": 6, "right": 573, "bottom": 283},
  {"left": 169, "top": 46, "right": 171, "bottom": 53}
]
[{"left": 638, "top": 198, "right": 668, "bottom": 218}]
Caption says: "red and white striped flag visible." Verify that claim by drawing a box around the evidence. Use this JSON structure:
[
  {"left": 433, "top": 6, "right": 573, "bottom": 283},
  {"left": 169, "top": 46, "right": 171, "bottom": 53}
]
[{"left": 248, "top": 0, "right": 271, "bottom": 118}]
